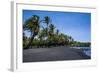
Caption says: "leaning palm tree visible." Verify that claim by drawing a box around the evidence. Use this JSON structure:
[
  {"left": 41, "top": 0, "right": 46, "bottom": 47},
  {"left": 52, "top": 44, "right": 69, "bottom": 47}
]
[{"left": 23, "top": 15, "right": 40, "bottom": 49}]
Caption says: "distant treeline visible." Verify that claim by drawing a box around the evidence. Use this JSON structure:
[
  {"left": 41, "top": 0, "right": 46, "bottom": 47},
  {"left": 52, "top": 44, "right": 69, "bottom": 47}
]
[
  {"left": 71, "top": 41, "right": 91, "bottom": 47},
  {"left": 23, "top": 15, "right": 90, "bottom": 49}
]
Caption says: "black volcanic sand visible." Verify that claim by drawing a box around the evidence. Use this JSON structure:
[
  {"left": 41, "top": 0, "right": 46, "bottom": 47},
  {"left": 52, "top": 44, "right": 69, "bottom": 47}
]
[{"left": 23, "top": 46, "right": 90, "bottom": 62}]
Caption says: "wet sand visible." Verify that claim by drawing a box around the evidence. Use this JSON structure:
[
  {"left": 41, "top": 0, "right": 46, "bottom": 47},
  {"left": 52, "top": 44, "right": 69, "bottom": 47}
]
[{"left": 23, "top": 46, "right": 90, "bottom": 62}]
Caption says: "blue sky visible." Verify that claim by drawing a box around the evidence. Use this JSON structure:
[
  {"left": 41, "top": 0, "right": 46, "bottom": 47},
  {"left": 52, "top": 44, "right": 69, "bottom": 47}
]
[{"left": 23, "top": 10, "right": 91, "bottom": 42}]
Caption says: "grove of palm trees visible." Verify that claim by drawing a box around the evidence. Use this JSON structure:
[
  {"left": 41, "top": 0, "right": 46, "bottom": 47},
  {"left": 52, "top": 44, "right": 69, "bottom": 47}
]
[{"left": 23, "top": 15, "right": 90, "bottom": 49}]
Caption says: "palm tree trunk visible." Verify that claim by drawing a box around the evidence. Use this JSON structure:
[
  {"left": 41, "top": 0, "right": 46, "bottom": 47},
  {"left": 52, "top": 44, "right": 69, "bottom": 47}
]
[{"left": 24, "top": 33, "right": 35, "bottom": 49}]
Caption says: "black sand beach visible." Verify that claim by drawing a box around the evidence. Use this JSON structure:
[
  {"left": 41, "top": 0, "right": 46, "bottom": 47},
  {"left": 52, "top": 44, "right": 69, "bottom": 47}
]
[{"left": 23, "top": 46, "right": 90, "bottom": 62}]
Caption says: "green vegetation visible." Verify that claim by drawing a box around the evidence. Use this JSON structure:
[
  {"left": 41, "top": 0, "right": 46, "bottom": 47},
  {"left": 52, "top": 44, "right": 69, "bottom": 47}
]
[{"left": 23, "top": 15, "right": 90, "bottom": 49}]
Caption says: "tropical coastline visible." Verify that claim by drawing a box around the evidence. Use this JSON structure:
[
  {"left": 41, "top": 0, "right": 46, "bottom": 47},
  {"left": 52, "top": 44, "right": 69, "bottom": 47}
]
[{"left": 23, "top": 10, "right": 91, "bottom": 62}]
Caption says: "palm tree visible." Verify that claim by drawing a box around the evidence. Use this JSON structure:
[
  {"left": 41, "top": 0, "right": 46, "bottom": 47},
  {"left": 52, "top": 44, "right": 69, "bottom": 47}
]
[
  {"left": 23, "top": 15, "right": 40, "bottom": 49},
  {"left": 44, "top": 16, "right": 51, "bottom": 46},
  {"left": 44, "top": 16, "right": 51, "bottom": 25},
  {"left": 44, "top": 16, "right": 51, "bottom": 33},
  {"left": 68, "top": 36, "right": 73, "bottom": 42},
  {"left": 67, "top": 36, "right": 74, "bottom": 46},
  {"left": 49, "top": 24, "right": 55, "bottom": 36},
  {"left": 56, "top": 29, "right": 59, "bottom": 35}
]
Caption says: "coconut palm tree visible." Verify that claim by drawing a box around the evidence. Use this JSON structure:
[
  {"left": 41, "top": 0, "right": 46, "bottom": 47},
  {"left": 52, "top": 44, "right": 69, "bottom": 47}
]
[
  {"left": 49, "top": 24, "right": 55, "bottom": 36},
  {"left": 23, "top": 15, "right": 40, "bottom": 49}
]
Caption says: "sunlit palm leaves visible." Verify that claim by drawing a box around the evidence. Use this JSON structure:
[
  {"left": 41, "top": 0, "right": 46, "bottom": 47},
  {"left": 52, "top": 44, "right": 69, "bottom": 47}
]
[{"left": 23, "top": 15, "right": 40, "bottom": 49}]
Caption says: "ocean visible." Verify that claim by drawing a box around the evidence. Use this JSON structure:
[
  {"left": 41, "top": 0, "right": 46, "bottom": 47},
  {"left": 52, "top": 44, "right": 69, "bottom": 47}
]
[{"left": 72, "top": 47, "right": 91, "bottom": 57}]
